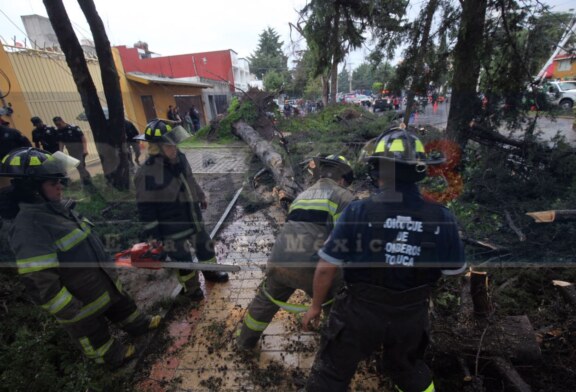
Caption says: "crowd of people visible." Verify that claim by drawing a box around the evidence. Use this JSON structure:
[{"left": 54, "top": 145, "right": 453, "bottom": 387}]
[{"left": 0, "top": 111, "right": 466, "bottom": 391}]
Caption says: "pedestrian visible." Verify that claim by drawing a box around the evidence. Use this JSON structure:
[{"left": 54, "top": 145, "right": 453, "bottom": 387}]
[
  {"left": 183, "top": 111, "right": 194, "bottom": 134},
  {"left": 236, "top": 155, "right": 355, "bottom": 350},
  {"left": 31, "top": 116, "right": 60, "bottom": 154},
  {"left": 134, "top": 120, "right": 229, "bottom": 301},
  {"left": 173, "top": 106, "right": 183, "bottom": 124},
  {"left": 167, "top": 105, "right": 176, "bottom": 121},
  {"left": 52, "top": 116, "right": 92, "bottom": 187},
  {"left": 188, "top": 106, "right": 201, "bottom": 132},
  {"left": 124, "top": 119, "right": 141, "bottom": 167},
  {"left": 0, "top": 147, "right": 162, "bottom": 368},
  {"left": 302, "top": 126, "right": 466, "bottom": 392}
]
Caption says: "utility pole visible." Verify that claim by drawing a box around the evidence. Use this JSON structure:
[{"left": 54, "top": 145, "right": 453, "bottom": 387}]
[
  {"left": 349, "top": 62, "right": 353, "bottom": 93},
  {"left": 535, "top": 12, "right": 576, "bottom": 84}
]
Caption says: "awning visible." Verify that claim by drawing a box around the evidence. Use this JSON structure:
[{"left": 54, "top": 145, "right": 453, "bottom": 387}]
[{"left": 126, "top": 73, "right": 213, "bottom": 88}]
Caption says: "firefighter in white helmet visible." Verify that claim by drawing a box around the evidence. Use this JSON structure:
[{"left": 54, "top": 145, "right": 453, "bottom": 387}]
[{"left": 0, "top": 147, "right": 161, "bottom": 368}]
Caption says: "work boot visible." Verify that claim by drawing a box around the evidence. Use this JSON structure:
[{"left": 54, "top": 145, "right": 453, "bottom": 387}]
[
  {"left": 129, "top": 314, "right": 163, "bottom": 337},
  {"left": 202, "top": 270, "right": 229, "bottom": 283},
  {"left": 180, "top": 287, "right": 205, "bottom": 301}
]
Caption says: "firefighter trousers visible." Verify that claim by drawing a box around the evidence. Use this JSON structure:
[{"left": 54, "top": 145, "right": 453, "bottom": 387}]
[
  {"left": 306, "top": 283, "right": 434, "bottom": 392},
  {"left": 237, "top": 265, "right": 338, "bottom": 349},
  {"left": 167, "top": 231, "right": 216, "bottom": 293},
  {"left": 65, "top": 283, "right": 150, "bottom": 367}
]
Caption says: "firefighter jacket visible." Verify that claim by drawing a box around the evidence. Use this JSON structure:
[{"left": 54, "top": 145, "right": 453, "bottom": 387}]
[
  {"left": 268, "top": 178, "right": 354, "bottom": 279},
  {"left": 58, "top": 124, "right": 84, "bottom": 158},
  {"left": 134, "top": 151, "right": 205, "bottom": 241},
  {"left": 318, "top": 182, "right": 466, "bottom": 291},
  {"left": 10, "top": 201, "right": 121, "bottom": 327},
  {"left": 32, "top": 125, "right": 60, "bottom": 153},
  {"left": 0, "top": 125, "right": 31, "bottom": 160}
]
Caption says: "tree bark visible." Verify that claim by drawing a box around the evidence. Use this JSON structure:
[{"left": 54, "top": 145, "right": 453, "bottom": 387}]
[
  {"left": 43, "top": 0, "right": 128, "bottom": 190},
  {"left": 470, "top": 270, "right": 493, "bottom": 318},
  {"left": 445, "top": 0, "right": 488, "bottom": 145},
  {"left": 233, "top": 121, "right": 301, "bottom": 202},
  {"left": 492, "top": 357, "right": 533, "bottom": 392},
  {"left": 77, "top": 0, "right": 129, "bottom": 190},
  {"left": 552, "top": 280, "right": 576, "bottom": 308}
]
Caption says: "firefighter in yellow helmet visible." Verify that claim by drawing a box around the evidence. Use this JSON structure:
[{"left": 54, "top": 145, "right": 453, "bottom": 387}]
[
  {"left": 302, "top": 127, "right": 466, "bottom": 392},
  {"left": 134, "top": 120, "right": 228, "bottom": 301},
  {"left": 236, "top": 154, "right": 354, "bottom": 349},
  {"left": 0, "top": 147, "right": 161, "bottom": 369}
]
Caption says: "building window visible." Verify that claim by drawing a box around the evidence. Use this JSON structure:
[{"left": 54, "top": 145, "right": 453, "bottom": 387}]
[{"left": 557, "top": 60, "right": 572, "bottom": 72}]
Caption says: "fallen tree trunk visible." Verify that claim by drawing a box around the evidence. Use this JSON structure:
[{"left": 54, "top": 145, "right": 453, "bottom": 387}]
[
  {"left": 233, "top": 121, "right": 302, "bottom": 202},
  {"left": 492, "top": 357, "right": 532, "bottom": 392}
]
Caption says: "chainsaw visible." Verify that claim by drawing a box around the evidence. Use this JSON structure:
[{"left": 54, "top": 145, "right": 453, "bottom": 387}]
[{"left": 114, "top": 242, "right": 240, "bottom": 272}]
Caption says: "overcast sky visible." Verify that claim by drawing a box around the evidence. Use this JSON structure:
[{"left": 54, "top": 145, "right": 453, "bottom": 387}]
[{"left": 0, "top": 0, "right": 573, "bottom": 71}]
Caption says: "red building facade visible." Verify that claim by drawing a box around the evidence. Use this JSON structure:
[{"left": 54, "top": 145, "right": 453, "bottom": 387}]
[{"left": 115, "top": 46, "right": 236, "bottom": 91}]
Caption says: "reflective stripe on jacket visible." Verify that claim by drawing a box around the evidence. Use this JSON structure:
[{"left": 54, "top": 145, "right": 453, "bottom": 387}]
[
  {"left": 10, "top": 201, "right": 118, "bottom": 324},
  {"left": 134, "top": 151, "right": 205, "bottom": 240}
]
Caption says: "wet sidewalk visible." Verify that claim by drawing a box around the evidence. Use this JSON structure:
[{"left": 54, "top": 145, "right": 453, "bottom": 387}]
[{"left": 138, "top": 202, "right": 384, "bottom": 391}]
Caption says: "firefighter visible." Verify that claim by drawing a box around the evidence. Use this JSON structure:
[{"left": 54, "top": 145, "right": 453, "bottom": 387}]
[
  {"left": 302, "top": 127, "right": 467, "bottom": 392},
  {"left": 0, "top": 122, "right": 31, "bottom": 191},
  {"left": 52, "top": 116, "right": 92, "bottom": 187},
  {"left": 134, "top": 120, "right": 229, "bottom": 301},
  {"left": 0, "top": 122, "right": 31, "bottom": 161},
  {"left": 31, "top": 116, "right": 60, "bottom": 154},
  {"left": 236, "top": 154, "right": 355, "bottom": 350},
  {"left": 0, "top": 147, "right": 161, "bottom": 368}
]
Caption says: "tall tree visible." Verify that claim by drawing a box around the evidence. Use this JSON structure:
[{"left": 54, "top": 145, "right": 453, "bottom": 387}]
[
  {"left": 293, "top": 0, "right": 406, "bottom": 105},
  {"left": 352, "top": 63, "right": 376, "bottom": 91},
  {"left": 263, "top": 70, "right": 284, "bottom": 92},
  {"left": 43, "top": 0, "right": 129, "bottom": 189},
  {"left": 248, "top": 27, "right": 288, "bottom": 80},
  {"left": 445, "top": 0, "right": 487, "bottom": 143},
  {"left": 338, "top": 67, "right": 350, "bottom": 93}
]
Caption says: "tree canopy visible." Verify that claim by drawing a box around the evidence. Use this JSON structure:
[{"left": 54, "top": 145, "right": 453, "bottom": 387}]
[{"left": 248, "top": 27, "right": 288, "bottom": 80}]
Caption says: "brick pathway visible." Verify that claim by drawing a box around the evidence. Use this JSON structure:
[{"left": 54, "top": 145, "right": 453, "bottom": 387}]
[{"left": 138, "top": 204, "right": 385, "bottom": 391}]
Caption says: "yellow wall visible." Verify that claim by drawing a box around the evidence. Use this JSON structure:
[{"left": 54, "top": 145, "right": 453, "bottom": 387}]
[
  {"left": 2, "top": 44, "right": 106, "bottom": 160},
  {"left": 0, "top": 44, "right": 33, "bottom": 135},
  {"left": 553, "top": 58, "right": 576, "bottom": 80}
]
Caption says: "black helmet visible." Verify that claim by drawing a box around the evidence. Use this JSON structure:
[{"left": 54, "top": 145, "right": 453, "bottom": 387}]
[
  {"left": 308, "top": 154, "right": 354, "bottom": 185},
  {"left": 365, "top": 127, "right": 444, "bottom": 183},
  {"left": 0, "top": 147, "right": 79, "bottom": 179},
  {"left": 134, "top": 119, "right": 190, "bottom": 144}
]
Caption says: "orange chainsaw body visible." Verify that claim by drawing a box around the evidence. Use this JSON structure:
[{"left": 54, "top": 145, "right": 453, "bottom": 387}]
[{"left": 114, "top": 242, "right": 165, "bottom": 269}]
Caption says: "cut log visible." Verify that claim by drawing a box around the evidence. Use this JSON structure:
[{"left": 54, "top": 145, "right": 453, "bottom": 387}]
[
  {"left": 233, "top": 121, "right": 302, "bottom": 202},
  {"left": 492, "top": 357, "right": 532, "bottom": 392},
  {"left": 470, "top": 270, "right": 493, "bottom": 318},
  {"left": 552, "top": 280, "right": 576, "bottom": 308},
  {"left": 526, "top": 210, "right": 576, "bottom": 223}
]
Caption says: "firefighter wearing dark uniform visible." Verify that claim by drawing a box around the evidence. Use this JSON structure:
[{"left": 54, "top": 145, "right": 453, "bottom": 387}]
[
  {"left": 134, "top": 120, "right": 229, "bottom": 301},
  {"left": 31, "top": 116, "right": 60, "bottom": 154},
  {"left": 53, "top": 116, "right": 92, "bottom": 186},
  {"left": 0, "top": 123, "right": 31, "bottom": 160},
  {"left": 236, "top": 155, "right": 355, "bottom": 349},
  {"left": 303, "top": 127, "right": 466, "bottom": 392},
  {"left": 0, "top": 123, "right": 31, "bottom": 191},
  {"left": 0, "top": 148, "right": 161, "bottom": 368}
]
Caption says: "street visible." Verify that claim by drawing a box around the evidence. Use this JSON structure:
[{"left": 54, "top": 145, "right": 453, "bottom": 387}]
[{"left": 402, "top": 102, "right": 576, "bottom": 145}]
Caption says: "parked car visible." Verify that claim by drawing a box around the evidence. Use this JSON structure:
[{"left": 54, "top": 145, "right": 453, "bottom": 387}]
[
  {"left": 373, "top": 98, "right": 394, "bottom": 112},
  {"left": 544, "top": 81, "right": 576, "bottom": 110}
]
